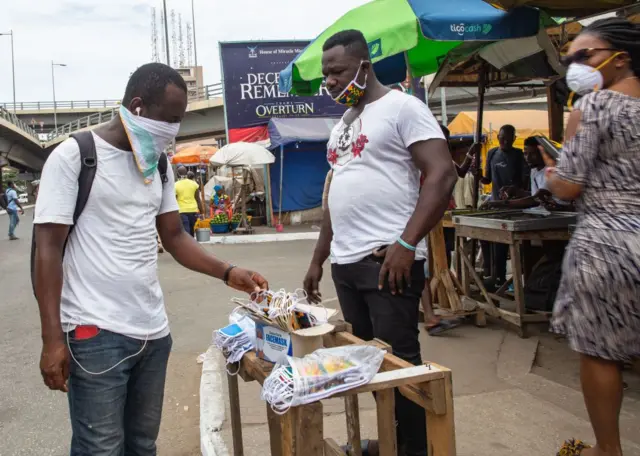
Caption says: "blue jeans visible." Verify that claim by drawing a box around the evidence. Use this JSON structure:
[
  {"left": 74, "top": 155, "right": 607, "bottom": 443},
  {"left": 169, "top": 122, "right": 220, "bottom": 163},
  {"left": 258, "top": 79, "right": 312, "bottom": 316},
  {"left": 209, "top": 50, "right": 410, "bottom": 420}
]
[
  {"left": 67, "top": 329, "right": 172, "bottom": 456},
  {"left": 7, "top": 209, "right": 19, "bottom": 237}
]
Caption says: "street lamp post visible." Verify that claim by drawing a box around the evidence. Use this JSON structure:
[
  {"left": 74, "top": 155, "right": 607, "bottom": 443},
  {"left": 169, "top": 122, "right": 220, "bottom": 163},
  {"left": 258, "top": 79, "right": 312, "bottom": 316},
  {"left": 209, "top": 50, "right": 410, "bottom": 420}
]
[
  {"left": 0, "top": 31, "right": 16, "bottom": 114},
  {"left": 51, "top": 61, "right": 67, "bottom": 130}
]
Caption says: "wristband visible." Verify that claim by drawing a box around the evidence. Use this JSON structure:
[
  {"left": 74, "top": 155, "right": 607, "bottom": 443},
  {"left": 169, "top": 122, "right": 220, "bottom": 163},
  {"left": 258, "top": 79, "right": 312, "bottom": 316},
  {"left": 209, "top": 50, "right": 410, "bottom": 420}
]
[
  {"left": 397, "top": 238, "right": 417, "bottom": 252},
  {"left": 223, "top": 265, "right": 236, "bottom": 285}
]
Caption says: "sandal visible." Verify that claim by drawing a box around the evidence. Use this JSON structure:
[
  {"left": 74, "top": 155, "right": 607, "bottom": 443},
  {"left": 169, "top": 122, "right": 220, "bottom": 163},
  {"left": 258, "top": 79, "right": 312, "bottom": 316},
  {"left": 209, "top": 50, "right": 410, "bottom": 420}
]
[
  {"left": 426, "top": 318, "right": 462, "bottom": 336},
  {"left": 341, "top": 439, "right": 377, "bottom": 456},
  {"left": 557, "top": 439, "right": 592, "bottom": 456}
]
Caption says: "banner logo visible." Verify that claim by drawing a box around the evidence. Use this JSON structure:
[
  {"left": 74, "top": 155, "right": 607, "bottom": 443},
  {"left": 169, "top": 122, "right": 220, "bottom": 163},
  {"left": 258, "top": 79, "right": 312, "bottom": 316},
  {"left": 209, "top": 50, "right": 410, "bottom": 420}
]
[
  {"left": 368, "top": 39, "right": 382, "bottom": 59},
  {"left": 247, "top": 46, "right": 258, "bottom": 59},
  {"left": 450, "top": 23, "right": 492, "bottom": 36}
]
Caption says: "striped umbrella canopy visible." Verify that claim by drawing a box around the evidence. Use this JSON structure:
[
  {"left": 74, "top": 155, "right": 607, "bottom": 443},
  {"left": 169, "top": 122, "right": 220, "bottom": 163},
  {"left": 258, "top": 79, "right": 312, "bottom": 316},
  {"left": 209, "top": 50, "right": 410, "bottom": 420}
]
[{"left": 279, "top": 0, "right": 542, "bottom": 96}]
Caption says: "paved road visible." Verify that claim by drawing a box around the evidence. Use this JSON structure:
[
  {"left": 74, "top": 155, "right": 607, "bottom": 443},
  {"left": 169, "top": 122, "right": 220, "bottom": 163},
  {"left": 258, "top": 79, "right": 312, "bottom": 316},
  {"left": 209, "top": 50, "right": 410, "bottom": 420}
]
[{"left": 0, "top": 210, "right": 335, "bottom": 455}]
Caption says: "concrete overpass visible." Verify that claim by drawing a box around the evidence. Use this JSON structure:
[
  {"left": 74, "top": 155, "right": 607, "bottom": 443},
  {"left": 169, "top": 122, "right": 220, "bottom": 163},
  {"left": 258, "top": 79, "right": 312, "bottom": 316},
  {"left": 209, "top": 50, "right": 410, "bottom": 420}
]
[
  {"left": 2, "top": 82, "right": 549, "bottom": 173},
  {"left": 0, "top": 106, "right": 47, "bottom": 171}
]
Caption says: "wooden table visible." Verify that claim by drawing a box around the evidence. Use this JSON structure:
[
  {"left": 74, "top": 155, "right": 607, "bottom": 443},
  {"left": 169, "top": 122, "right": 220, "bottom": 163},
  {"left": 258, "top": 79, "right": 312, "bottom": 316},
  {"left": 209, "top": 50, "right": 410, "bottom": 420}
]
[
  {"left": 227, "top": 329, "right": 457, "bottom": 456},
  {"left": 454, "top": 224, "right": 570, "bottom": 337}
]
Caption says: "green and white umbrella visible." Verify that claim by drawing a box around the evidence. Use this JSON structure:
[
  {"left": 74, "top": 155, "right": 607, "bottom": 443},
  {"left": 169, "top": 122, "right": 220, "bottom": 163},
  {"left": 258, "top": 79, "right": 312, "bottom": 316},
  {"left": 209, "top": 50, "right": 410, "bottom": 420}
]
[{"left": 279, "top": 0, "right": 542, "bottom": 96}]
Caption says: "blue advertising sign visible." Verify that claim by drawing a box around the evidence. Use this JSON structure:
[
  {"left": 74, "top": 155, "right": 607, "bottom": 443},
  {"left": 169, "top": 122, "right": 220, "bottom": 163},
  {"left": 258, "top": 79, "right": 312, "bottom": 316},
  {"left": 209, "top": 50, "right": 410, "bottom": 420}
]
[{"left": 219, "top": 41, "right": 346, "bottom": 131}]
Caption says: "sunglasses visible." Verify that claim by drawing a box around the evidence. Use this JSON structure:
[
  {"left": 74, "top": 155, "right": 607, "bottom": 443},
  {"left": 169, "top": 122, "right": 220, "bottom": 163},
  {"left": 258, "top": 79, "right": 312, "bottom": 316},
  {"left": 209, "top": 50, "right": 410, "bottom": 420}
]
[{"left": 560, "top": 48, "right": 621, "bottom": 66}]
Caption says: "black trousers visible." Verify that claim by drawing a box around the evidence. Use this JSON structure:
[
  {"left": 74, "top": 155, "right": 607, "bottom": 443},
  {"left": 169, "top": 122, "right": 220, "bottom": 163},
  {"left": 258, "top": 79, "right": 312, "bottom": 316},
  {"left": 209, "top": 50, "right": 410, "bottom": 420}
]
[
  {"left": 180, "top": 212, "right": 198, "bottom": 236},
  {"left": 480, "top": 241, "right": 508, "bottom": 282},
  {"left": 331, "top": 256, "right": 427, "bottom": 456}
]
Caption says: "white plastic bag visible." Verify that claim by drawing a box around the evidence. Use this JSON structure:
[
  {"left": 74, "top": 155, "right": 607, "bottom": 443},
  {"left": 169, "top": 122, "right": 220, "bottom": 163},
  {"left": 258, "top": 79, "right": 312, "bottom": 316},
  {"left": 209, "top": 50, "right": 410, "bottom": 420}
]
[{"left": 261, "top": 345, "right": 385, "bottom": 414}]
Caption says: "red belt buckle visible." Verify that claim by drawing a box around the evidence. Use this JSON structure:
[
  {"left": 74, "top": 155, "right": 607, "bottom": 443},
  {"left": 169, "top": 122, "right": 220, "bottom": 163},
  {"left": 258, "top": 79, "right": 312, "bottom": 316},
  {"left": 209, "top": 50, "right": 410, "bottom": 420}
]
[{"left": 75, "top": 325, "right": 99, "bottom": 340}]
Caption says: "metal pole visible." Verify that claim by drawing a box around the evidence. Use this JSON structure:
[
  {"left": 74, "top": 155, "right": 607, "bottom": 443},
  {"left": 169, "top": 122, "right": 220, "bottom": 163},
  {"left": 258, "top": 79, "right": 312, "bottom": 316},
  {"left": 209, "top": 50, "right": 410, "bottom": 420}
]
[
  {"left": 163, "top": 0, "right": 171, "bottom": 66},
  {"left": 51, "top": 61, "right": 57, "bottom": 130},
  {"left": 472, "top": 64, "right": 487, "bottom": 209},
  {"left": 10, "top": 31, "right": 15, "bottom": 115},
  {"left": 191, "top": 0, "right": 198, "bottom": 68},
  {"left": 441, "top": 87, "right": 447, "bottom": 126}
]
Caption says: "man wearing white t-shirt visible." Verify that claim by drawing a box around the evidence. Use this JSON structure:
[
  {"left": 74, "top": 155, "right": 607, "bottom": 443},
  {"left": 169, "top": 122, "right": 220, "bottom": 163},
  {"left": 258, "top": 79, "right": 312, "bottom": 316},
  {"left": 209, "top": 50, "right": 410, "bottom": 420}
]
[
  {"left": 303, "top": 30, "right": 457, "bottom": 456},
  {"left": 34, "top": 63, "right": 268, "bottom": 455}
]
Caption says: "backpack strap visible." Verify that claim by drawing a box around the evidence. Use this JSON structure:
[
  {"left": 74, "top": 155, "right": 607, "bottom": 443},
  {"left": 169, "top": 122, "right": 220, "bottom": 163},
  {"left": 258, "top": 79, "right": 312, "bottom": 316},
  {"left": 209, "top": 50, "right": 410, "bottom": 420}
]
[
  {"left": 158, "top": 152, "right": 168, "bottom": 185},
  {"left": 31, "top": 132, "right": 97, "bottom": 298},
  {"left": 70, "top": 131, "right": 98, "bottom": 225}
]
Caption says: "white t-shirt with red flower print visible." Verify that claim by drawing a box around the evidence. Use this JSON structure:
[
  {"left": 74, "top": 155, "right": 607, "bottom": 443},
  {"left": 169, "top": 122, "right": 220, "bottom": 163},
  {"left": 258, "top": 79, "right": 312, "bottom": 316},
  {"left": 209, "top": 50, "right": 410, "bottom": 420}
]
[{"left": 326, "top": 89, "right": 444, "bottom": 265}]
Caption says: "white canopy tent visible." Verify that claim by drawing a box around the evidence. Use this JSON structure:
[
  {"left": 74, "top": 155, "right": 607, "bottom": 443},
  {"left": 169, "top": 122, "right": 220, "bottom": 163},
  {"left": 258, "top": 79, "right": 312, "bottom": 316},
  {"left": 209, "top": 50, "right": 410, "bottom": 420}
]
[{"left": 209, "top": 143, "right": 275, "bottom": 233}]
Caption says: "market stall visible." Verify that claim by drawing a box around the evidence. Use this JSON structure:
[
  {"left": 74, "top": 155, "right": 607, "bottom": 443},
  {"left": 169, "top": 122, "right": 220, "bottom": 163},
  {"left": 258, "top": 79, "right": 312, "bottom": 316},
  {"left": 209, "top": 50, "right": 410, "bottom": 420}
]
[
  {"left": 267, "top": 117, "right": 338, "bottom": 227},
  {"left": 453, "top": 210, "right": 575, "bottom": 337},
  {"left": 209, "top": 142, "right": 275, "bottom": 234},
  {"left": 213, "top": 290, "right": 456, "bottom": 456}
]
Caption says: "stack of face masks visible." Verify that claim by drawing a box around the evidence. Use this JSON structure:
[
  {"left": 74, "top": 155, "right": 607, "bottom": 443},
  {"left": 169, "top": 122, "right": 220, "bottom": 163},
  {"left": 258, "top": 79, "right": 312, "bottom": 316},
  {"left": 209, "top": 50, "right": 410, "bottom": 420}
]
[
  {"left": 261, "top": 345, "right": 385, "bottom": 414},
  {"left": 212, "top": 309, "right": 256, "bottom": 373}
]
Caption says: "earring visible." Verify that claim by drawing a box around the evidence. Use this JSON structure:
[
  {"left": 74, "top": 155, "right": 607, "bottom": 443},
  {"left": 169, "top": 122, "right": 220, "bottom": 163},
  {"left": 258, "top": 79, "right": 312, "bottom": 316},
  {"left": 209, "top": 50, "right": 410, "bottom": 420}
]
[{"left": 135, "top": 107, "right": 141, "bottom": 115}]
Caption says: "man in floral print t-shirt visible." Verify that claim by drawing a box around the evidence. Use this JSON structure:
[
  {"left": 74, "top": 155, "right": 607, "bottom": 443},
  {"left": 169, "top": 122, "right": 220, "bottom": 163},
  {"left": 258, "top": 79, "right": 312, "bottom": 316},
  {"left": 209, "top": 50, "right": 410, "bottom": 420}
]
[{"left": 303, "top": 30, "right": 457, "bottom": 456}]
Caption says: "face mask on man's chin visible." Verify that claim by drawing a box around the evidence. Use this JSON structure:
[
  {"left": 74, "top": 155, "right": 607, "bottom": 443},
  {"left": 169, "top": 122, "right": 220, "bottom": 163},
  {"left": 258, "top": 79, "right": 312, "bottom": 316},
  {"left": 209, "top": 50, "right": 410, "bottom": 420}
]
[
  {"left": 332, "top": 61, "right": 368, "bottom": 107},
  {"left": 119, "top": 105, "right": 180, "bottom": 183}
]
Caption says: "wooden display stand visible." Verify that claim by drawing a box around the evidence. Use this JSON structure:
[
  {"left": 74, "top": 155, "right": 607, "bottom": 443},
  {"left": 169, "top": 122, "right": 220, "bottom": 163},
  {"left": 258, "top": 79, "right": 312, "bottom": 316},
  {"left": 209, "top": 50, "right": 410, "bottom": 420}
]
[
  {"left": 227, "top": 325, "right": 456, "bottom": 456},
  {"left": 426, "top": 219, "right": 486, "bottom": 326},
  {"left": 454, "top": 225, "right": 570, "bottom": 337}
]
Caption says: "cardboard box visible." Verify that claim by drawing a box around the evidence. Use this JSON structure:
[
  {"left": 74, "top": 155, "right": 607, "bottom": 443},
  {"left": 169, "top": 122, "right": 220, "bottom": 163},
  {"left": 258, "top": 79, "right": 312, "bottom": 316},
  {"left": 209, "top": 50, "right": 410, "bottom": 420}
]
[{"left": 251, "top": 304, "right": 338, "bottom": 364}]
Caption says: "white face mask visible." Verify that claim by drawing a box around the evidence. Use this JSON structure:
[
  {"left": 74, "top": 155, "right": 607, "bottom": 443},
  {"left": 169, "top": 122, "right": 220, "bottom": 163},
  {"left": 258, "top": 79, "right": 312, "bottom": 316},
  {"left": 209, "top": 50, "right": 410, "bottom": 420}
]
[
  {"left": 566, "top": 63, "right": 605, "bottom": 95},
  {"left": 119, "top": 105, "right": 180, "bottom": 183}
]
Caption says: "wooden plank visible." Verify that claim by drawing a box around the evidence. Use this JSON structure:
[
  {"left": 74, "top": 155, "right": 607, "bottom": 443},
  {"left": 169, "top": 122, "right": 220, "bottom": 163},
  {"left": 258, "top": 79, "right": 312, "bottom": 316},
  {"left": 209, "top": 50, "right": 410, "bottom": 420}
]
[
  {"left": 267, "top": 404, "right": 284, "bottom": 456},
  {"left": 426, "top": 371, "right": 457, "bottom": 456},
  {"left": 429, "top": 221, "right": 452, "bottom": 309},
  {"left": 375, "top": 389, "right": 397, "bottom": 456},
  {"left": 239, "top": 351, "right": 273, "bottom": 385},
  {"left": 497, "top": 308, "right": 522, "bottom": 327},
  {"left": 440, "top": 270, "right": 462, "bottom": 312},
  {"left": 521, "top": 313, "right": 552, "bottom": 323},
  {"left": 510, "top": 242, "right": 526, "bottom": 319},
  {"left": 454, "top": 225, "right": 514, "bottom": 244},
  {"left": 513, "top": 229, "right": 570, "bottom": 242},
  {"left": 227, "top": 371, "right": 244, "bottom": 456},
  {"left": 333, "top": 365, "right": 444, "bottom": 397},
  {"left": 281, "top": 402, "right": 324, "bottom": 456},
  {"left": 344, "top": 395, "right": 362, "bottom": 456},
  {"left": 457, "top": 236, "right": 470, "bottom": 296},
  {"left": 427, "top": 378, "right": 447, "bottom": 415},
  {"left": 475, "top": 309, "right": 487, "bottom": 327},
  {"left": 324, "top": 438, "right": 347, "bottom": 456},
  {"left": 459, "top": 249, "right": 499, "bottom": 316}
]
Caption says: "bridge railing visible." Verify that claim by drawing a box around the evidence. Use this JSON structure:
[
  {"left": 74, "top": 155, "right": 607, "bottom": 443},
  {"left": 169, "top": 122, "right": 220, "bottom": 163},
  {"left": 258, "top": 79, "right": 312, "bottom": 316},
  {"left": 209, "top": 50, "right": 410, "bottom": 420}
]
[
  {"left": 0, "top": 105, "right": 41, "bottom": 142},
  {"left": 0, "top": 100, "right": 121, "bottom": 111},
  {"left": 45, "top": 83, "right": 223, "bottom": 142}
]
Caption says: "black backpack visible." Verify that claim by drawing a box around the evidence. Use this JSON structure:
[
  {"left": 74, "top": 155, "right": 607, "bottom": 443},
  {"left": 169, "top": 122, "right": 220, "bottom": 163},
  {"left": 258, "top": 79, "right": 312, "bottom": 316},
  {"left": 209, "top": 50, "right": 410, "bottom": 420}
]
[{"left": 30, "top": 131, "right": 169, "bottom": 296}]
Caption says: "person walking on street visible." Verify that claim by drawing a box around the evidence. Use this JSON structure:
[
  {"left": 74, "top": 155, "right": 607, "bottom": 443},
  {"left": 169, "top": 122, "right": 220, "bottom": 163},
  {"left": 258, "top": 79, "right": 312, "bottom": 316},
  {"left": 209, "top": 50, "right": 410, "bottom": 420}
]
[
  {"left": 33, "top": 63, "right": 268, "bottom": 456},
  {"left": 175, "top": 165, "right": 203, "bottom": 235},
  {"left": 303, "top": 30, "right": 457, "bottom": 456},
  {"left": 546, "top": 18, "right": 640, "bottom": 456},
  {"left": 5, "top": 181, "right": 25, "bottom": 240}
]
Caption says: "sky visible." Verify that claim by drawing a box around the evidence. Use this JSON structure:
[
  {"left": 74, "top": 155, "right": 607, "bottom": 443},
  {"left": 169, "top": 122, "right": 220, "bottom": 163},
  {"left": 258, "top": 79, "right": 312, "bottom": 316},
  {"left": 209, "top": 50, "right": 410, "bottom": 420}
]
[{"left": 0, "top": 0, "right": 369, "bottom": 103}]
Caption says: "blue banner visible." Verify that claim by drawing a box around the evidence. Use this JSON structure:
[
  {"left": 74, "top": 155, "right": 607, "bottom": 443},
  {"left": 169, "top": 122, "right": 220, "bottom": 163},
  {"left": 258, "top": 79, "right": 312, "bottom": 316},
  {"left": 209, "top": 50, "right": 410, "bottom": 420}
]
[{"left": 220, "top": 41, "right": 346, "bottom": 130}]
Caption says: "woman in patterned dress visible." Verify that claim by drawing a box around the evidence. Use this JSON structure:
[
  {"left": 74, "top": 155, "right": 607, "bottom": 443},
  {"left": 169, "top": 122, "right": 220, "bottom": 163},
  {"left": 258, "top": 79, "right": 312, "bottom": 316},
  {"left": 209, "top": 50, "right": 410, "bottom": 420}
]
[{"left": 546, "top": 18, "right": 640, "bottom": 456}]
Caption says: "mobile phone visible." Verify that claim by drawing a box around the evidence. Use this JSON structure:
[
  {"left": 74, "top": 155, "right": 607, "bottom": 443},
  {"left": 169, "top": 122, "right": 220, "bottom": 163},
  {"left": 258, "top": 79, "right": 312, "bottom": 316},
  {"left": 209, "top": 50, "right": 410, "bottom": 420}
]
[{"left": 534, "top": 136, "right": 560, "bottom": 160}]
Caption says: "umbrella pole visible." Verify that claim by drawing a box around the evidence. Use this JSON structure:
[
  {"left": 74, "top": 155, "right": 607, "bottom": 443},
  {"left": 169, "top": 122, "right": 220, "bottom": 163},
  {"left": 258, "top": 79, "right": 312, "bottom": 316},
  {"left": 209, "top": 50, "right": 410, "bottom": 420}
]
[
  {"left": 278, "top": 145, "right": 284, "bottom": 226},
  {"left": 472, "top": 63, "right": 487, "bottom": 209},
  {"left": 470, "top": 63, "right": 488, "bottom": 280}
]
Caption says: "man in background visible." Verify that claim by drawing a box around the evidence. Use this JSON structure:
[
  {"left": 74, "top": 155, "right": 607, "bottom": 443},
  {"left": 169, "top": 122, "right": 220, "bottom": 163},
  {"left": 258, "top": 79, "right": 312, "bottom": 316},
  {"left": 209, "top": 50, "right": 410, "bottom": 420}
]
[
  {"left": 175, "top": 165, "right": 203, "bottom": 235},
  {"left": 5, "top": 181, "right": 25, "bottom": 240},
  {"left": 480, "top": 124, "right": 527, "bottom": 290}
]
